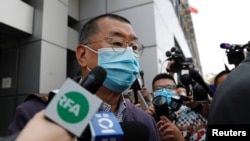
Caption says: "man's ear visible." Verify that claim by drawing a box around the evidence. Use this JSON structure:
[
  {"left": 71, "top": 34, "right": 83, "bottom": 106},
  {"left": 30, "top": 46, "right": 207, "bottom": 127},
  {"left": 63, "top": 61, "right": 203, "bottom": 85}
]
[{"left": 75, "top": 44, "right": 87, "bottom": 67}]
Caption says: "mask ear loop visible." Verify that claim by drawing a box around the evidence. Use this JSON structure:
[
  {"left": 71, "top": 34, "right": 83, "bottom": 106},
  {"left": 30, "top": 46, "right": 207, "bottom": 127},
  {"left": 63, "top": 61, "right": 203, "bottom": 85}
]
[{"left": 81, "top": 44, "right": 98, "bottom": 75}]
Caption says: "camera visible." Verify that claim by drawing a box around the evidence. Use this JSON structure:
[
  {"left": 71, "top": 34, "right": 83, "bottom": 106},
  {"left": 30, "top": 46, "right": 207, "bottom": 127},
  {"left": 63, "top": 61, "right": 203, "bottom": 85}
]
[
  {"left": 220, "top": 42, "right": 250, "bottom": 66},
  {"left": 166, "top": 47, "right": 193, "bottom": 73},
  {"left": 226, "top": 48, "right": 245, "bottom": 66},
  {"left": 152, "top": 95, "right": 182, "bottom": 122}
]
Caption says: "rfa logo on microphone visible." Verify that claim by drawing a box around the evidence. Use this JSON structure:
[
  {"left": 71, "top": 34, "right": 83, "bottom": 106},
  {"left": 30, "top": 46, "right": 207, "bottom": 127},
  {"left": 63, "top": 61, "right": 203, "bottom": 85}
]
[
  {"left": 57, "top": 91, "right": 89, "bottom": 123},
  {"left": 45, "top": 78, "right": 102, "bottom": 137}
]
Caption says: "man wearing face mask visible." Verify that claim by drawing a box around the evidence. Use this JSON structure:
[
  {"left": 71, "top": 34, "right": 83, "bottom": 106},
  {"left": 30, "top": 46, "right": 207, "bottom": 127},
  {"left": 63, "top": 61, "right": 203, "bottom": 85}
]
[
  {"left": 8, "top": 14, "right": 160, "bottom": 141},
  {"left": 145, "top": 73, "right": 207, "bottom": 141},
  {"left": 145, "top": 73, "right": 185, "bottom": 141}
]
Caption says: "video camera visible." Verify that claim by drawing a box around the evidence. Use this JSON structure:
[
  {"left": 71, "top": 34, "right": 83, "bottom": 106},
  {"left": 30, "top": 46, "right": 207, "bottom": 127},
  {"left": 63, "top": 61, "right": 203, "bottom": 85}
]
[
  {"left": 152, "top": 95, "right": 183, "bottom": 122},
  {"left": 220, "top": 42, "right": 250, "bottom": 66},
  {"left": 166, "top": 47, "right": 193, "bottom": 73}
]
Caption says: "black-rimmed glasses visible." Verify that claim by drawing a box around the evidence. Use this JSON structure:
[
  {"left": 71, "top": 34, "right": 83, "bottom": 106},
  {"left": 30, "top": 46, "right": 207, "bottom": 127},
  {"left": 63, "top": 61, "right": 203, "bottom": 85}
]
[{"left": 154, "top": 85, "right": 177, "bottom": 91}]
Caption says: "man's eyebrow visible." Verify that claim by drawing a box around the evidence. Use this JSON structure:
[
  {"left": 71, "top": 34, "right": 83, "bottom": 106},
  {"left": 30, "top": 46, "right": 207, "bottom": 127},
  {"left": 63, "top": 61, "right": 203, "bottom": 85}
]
[{"left": 109, "top": 31, "right": 138, "bottom": 40}]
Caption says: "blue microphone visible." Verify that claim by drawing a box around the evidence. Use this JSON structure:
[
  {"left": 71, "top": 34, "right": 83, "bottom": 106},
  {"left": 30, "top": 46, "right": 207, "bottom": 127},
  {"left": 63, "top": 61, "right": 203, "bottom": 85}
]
[
  {"left": 89, "top": 112, "right": 150, "bottom": 141},
  {"left": 89, "top": 112, "right": 124, "bottom": 141}
]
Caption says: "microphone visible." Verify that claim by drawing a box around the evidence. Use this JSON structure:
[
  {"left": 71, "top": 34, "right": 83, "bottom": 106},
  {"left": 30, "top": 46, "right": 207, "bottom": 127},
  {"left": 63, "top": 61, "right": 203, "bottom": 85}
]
[
  {"left": 89, "top": 113, "right": 150, "bottom": 141},
  {"left": 45, "top": 66, "right": 107, "bottom": 137},
  {"left": 192, "top": 84, "right": 209, "bottom": 102},
  {"left": 89, "top": 112, "right": 124, "bottom": 141},
  {"left": 130, "top": 78, "right": 141, "bottom": 104},
  {"left": 189, "top": 69, "right": 214, "bottom": 98},
  {"left": 180, "top": 73, "right": 193, "bottom": 96},
  {"left": 80, "top": 66, "right": 107, "bottom": 94},
  {"left": 139, "top": 70, "right": 145, "bottom": 87},
  {"left": 120, "top": 121, "right": 150, "bottom": 141},
  {"left": 220, "top": 43, "right": 244, "bottom": 50},
  {"left": 48, "top": 66, "right": 107, "bottom": 102}
]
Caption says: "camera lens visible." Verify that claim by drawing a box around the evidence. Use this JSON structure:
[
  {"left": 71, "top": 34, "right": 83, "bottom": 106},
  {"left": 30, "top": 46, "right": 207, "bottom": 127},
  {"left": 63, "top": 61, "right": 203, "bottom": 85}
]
[{"left": 152, "top": 96, "right": 167, "bottom": 106}]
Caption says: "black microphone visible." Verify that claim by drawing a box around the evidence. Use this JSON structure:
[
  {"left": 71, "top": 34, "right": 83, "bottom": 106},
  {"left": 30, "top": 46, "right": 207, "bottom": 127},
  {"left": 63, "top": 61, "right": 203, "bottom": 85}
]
[
  {"left": 48, "top": 66, "right": 107, "bottom": 102},
  {"left": 220, "top": 43, "right": 244, "bottom": 50},
  {"left": 192, "top": 84, "right": 209, "bottom": 102},
  {"left": 139, "top": 70, "right": 145, "bottom": 87},
  {"left": 130, "top": 78, "right": 141, "bottom": 104},
  {"left": 180, "top": 73, "right": 193, "bottom": 96},
  {"left": 80, "top": 66, "right": 107, "bottom": 94},
  {"left": 189, "top": 69, "right": 214, "bottom": 98},
  {"left": 120, "top": 121, "right": 150, "bottom": 141}
]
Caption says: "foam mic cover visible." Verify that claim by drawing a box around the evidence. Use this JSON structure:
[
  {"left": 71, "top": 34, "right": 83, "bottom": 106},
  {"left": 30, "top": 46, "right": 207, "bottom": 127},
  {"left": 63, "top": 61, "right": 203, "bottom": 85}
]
[
  {"left": 189, "top": 69, "right": 214, "bottom": 97},
  {"left": 48, "top": 66, "right": 107, "bottom": 102},
  {"left": 180, "top": 73, "right": 192, "bottom": 96},
  {"left": 192, "top": 85, "right": 208, "bottom": 102},
  {"left": 120, "top": 121, "right": 150, "bottom": 141},
  {"left": 80, "top": 66, "right": 107, "bottom": 94},
  {"left": 180, "top": 74, "right": 192, "bottom": 86},
  {"left": 220, "top": 43, "right": 231, "bottom": 49}
]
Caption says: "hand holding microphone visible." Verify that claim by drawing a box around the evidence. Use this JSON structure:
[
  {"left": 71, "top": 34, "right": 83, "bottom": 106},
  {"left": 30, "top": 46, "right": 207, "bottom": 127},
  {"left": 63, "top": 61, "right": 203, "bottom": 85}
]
[{"left": 16, "top": 110, "right": 77, "bottom": 141}]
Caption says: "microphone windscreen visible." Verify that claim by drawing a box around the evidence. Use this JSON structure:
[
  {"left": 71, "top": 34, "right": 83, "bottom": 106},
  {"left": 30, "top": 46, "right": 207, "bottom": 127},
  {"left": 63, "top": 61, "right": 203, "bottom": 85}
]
[
  {"left": 189, "top": 69, "right": 206, "bottom": 87},
  {"left": 120, "top": 121, "right": 150, "bottom": 141},
  {"left": 80, "top": 66, "right": 107, "bottom": 94},
  {"left": 220, "top": 43, "right": 231, "bottom": 49},
  {"left": 192, "top": 85, "right": 208, "bottom": 102},
  {"left": 180, "top": 74, "right": 192, "bottom": 86},
  {"left": 189, "top": 69, "right": 214, "bottom": 97}
]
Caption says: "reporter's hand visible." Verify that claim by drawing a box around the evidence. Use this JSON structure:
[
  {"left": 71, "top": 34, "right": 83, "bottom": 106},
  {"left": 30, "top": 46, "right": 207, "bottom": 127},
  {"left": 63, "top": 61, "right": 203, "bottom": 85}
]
[
  {"left": 166, "top": 60, "right": 175, "bottom": 76},
  {"left": 157, "top": 116, "right": 184, "bottom": 141},
  {"left": 139, "top": 87, "right": 153, "bottom": 105},
  {"left": 145, "top": 104, "right": 155, "bottom": 115},
  {"left": 16, "top": 110, "right": 77, "bottom": 141}
]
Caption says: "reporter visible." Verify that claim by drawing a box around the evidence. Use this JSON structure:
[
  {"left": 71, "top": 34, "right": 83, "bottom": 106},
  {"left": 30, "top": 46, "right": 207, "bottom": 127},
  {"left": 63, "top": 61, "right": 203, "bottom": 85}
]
[{"left": 146, "top": 73, "right": 207, "bottom": 140}]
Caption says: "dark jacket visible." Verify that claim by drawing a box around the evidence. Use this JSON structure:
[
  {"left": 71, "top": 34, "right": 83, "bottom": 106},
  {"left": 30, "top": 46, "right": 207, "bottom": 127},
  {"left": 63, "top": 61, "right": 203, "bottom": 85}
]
[
  {"left": 208, "top": 52, "right": 250, "bottom": 124},
  {"left": 8, "top": 94, "right": 160, "bottom": 141}
]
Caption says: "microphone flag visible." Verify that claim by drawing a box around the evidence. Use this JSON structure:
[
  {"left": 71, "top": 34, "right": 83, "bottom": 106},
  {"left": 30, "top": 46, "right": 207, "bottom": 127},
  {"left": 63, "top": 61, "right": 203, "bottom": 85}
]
[
  {"left": 89, "top": 112, "right": 124, "bottom": 141},
  {"left": 45, "top": 78, "right": 102, "bottom": 137}
]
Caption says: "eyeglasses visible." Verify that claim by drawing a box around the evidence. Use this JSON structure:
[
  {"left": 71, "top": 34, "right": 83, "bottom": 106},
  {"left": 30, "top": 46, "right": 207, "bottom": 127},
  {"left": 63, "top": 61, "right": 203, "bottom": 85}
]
[
  {"left": 84, "top": 37, "right": 144, "bottom": 57},
  {"left": 154, "top": 85, "right": 177, "bottom": 91}
]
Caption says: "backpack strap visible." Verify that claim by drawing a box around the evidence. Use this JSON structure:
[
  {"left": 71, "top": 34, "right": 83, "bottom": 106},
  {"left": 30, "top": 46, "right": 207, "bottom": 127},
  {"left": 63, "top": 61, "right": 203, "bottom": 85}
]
[{"left": 24, "top": 93, "right": 49, "bottom": 103}]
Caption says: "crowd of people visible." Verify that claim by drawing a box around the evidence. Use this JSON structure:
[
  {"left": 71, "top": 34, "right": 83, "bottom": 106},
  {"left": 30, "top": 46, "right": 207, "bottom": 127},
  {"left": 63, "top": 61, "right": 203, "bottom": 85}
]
[{"left": 2, "top": 13, "right": 247, "bottom": 141}]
